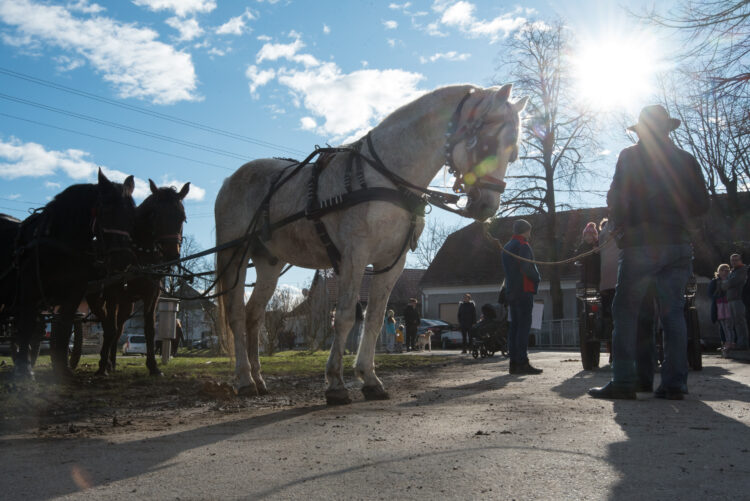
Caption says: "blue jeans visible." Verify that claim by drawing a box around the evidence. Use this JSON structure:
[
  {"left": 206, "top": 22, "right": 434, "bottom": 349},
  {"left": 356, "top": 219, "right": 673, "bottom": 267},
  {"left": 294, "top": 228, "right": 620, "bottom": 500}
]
[
  {"left": 508, "top": 294, "right": 533, "bottom": 365},
  {"left": 611, "top": 244, "right": 692, "bottom": 390}
]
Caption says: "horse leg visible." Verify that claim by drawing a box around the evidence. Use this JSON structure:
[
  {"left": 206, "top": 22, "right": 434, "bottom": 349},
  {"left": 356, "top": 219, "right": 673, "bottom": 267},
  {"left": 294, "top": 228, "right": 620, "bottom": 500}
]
[
  {"left": 355, "top": 260, "right": 404, "bottom": 400},
  {"left": 89, "top": 294, "right": 113, "bottom": 376},
  {"left": 143, "top": 286, "right": 162, "bottom": 376},
  {"left": 111, "top": 299, "right": 133, "bottom": 372},
  {"left": 216, "top": 247, "right": 255, "bottom": 395},
  {"left": 325, "top": 262, "right": 366, "bottom": 405},
  {"left": 51, "top": 300, "right": 78, "bottom": 381},
  {"left": 13, "top": 305, "right": 35, "bottom": 380},
  {"left": 245, "top": 260, "right": 285, "bottom": 396}
]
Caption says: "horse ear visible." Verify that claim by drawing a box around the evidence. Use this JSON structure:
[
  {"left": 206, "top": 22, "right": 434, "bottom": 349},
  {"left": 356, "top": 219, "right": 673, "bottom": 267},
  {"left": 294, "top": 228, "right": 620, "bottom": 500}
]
[
  {"left": 149, "top": 179, "right": 158, "bottom": 195},
  {"left": 97, "top": 167, "right": 112, "bottom": 188},
  {"left": 123, "top": 175, "right": 135, "bottom": 197},
  {"left": 512, "top": 96, "right": 529, "bottom": 113},
  {"left": 496, "top": 83, "right": 513, "bottom": 102},
  {"left": 178, "top": 182, "right": 191, "bottom": 200}
]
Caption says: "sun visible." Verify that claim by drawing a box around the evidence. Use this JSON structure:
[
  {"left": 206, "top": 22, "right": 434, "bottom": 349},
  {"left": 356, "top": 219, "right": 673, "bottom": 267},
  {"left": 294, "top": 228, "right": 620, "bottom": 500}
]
[{"left": 573, "top": 35, "right": 659, "bottom": 111}]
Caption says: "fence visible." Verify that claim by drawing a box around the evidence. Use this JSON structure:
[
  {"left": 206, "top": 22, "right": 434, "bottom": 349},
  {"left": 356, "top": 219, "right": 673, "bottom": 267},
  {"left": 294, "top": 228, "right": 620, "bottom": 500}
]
[{"left": 534, "top": 318, "right": 579, "bottom": 348}]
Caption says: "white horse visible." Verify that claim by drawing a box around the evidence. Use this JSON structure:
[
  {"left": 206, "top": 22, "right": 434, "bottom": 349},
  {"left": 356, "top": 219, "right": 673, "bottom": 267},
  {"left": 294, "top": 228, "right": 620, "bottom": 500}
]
[{"left": 215, "top": 83, "right": 527, "bottom": 404}]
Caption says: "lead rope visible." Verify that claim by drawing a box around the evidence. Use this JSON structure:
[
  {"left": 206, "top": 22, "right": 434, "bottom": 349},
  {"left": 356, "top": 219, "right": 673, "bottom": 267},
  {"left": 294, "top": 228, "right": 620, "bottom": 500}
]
[{"left": 481, "top": 223, "right": 617, "bottom": 266}]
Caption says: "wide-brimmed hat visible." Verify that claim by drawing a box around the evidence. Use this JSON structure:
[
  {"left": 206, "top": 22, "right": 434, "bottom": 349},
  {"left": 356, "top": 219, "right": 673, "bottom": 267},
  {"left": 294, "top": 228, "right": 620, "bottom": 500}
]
[{"left": 627, "top": 105, "right": 681, "bottom": 134}]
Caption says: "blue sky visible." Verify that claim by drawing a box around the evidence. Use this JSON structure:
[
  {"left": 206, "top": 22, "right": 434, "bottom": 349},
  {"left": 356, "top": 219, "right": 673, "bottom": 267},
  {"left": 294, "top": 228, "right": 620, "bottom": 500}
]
[{"left": 0, "top": 0, "right": 678, "bottom": 293}]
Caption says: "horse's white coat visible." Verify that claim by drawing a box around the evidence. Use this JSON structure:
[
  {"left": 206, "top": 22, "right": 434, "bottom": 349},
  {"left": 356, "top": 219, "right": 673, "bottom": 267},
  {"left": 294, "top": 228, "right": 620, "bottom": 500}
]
[{"left": 214, "top": 84, "right": 526, "bottom": 402}]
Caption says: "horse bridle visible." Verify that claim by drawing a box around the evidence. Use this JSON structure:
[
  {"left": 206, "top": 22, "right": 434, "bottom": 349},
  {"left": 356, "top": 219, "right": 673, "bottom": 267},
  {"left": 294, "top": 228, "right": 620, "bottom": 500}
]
[
  {"left": 90, "top": 205, "right": 133, "bottom": 259},
  {"left": 443, "top": 90, "right": 514, "bottom": 196}
]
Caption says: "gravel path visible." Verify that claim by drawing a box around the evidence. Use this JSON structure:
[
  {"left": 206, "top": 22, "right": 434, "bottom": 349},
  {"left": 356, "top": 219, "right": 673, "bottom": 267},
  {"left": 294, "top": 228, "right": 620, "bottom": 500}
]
[{"left": 2, "top": 350, "right": 749, "bottom": 500}]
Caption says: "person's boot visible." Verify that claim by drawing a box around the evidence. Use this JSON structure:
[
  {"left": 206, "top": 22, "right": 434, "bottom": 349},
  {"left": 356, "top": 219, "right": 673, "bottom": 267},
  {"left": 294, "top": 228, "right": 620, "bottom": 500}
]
[
  {"left": 509, "top": 361, "right": 518, "bottom": 374},
  {"left": 516, "top": 362, "right": 543, "bottom": 375}
]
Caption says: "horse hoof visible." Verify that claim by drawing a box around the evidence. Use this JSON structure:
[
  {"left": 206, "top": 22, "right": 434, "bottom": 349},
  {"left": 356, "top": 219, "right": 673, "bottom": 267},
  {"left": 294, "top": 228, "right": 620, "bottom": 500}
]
[
  {"left": 234, "top": 384, "right": 258, "bottom": 397},
  {"left": 13, "top": 364, "right": 35, "bottom": 381},
  {"left": 325, "top": 388, "right": 352, "bottom": 406},
  {"left": 256, "top": 384, "right": 269, "bottom": 396},
  {"left": 95, "top": 368, "right": 108, "bottom": 377},
  {"left": 362, "top": 385, "right": 390, "bottom": 400}
]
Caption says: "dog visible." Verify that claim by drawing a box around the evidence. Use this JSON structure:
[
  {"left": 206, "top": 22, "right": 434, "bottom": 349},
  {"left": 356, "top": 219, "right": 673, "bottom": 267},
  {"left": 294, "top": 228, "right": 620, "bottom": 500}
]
[{"left": 416, "top": 329, "right": 433, "bottom": 352}]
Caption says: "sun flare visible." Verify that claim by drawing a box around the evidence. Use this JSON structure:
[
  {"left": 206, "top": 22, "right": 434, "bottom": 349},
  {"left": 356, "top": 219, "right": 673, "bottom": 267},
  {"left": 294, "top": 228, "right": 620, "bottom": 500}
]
[{"left": 573, "top": 36, "right": 659, "bottom": 111}]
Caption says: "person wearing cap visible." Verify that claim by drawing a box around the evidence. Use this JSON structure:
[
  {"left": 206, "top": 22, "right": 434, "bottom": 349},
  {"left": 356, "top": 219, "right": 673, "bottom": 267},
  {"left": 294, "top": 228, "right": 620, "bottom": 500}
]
[
  {"left": 501, "top": 219, "right": 543, "bottom": 375},
  {"left": 403, "top": 298, "right": 420, "bottom": 352},
  {"left": 457, "top": 293, "right": 477, "bottom": 354},
  {"left": 589, "top": 105, "right": 710, "bottom": 400}
]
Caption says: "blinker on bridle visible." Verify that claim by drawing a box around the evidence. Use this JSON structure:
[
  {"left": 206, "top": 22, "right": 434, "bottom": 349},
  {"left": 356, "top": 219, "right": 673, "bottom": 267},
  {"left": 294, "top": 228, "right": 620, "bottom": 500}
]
[{"left": 444, "top": 91, "right": 511, "bottom": 196}]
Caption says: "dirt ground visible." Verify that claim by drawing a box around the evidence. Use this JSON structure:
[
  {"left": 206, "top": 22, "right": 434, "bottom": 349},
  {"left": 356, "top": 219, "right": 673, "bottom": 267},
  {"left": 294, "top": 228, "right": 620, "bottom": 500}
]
[{"left": 2, "top": 350, "right": 750, "bottom": 500}]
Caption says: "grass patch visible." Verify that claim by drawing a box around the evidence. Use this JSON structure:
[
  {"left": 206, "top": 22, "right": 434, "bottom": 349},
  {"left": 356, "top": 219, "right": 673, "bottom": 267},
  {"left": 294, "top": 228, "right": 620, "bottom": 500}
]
[{"left": 0, "top": 350, "right": 452, "bottom": 380}]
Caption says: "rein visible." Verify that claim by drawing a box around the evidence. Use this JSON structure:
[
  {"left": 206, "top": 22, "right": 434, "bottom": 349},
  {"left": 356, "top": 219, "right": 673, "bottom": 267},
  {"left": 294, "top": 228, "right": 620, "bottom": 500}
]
[{"left": 481, "top": 224, "right": 616, "bottom": 266}]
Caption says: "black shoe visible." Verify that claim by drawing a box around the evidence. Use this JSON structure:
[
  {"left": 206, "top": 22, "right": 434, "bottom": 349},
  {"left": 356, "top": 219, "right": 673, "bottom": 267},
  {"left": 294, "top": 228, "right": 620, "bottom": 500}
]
[
  {"left": 654, "top": 386, "right": 685, "bottom": 400},
  {"left": 637, "top": 382, "right": 653, "bottom": 393},
  {"left": 588, "top": 382, "right": 637, "bottom": 400},
  {"left": 509, "top": 362, "right": 518, "bottom": 374},
  {"left": 514, "top": 362, "right": 543, "bottom": 375}
]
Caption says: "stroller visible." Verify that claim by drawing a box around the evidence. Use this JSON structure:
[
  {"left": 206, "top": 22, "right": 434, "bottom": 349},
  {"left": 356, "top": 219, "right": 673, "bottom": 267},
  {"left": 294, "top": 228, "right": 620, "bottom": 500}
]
[{"left": 469, "top": 304, "right": 509, "bottom": 359}]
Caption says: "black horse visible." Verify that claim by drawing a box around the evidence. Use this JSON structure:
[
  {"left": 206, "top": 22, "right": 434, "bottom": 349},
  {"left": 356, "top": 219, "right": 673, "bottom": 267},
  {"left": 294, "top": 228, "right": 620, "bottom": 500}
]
[
  {"left": 13, "top": 169, "right": 136, "bottom": 379},
  {"left": 88, "top": 180, "right": 189, "bottom": 376},
  {"left": 1, "top": 213, "right": 22, "bottom": 348}
]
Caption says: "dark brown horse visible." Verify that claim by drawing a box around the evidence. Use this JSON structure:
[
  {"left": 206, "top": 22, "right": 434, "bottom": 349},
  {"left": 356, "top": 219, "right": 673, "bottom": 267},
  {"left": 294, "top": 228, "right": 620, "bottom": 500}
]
[
  {"left": 88, "top": 180, "right": 189, "bottom": 376},
  {"left": 12, "top": 169, "right": 136, "bottom": 379}
]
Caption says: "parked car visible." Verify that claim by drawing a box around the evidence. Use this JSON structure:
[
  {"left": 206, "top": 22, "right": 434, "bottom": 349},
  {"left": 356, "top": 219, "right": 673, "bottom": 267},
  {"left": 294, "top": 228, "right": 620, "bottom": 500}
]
[
  {"left": 416, "top": 318, "right": 457, "bottom": 347},
  {"left": 440, "top": 330, "right": 464, "bottom": 349},
  {"left": 122, "top": 334, "right": 148, "bottom": 355},
  {"left": 191, "top": 336, "right": 218, "bottom": 349}
]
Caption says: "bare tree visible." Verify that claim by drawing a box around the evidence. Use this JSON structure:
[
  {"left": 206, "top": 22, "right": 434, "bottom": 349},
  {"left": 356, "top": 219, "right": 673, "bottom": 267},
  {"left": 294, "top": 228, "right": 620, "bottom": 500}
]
[
  {"left": 494, "top": 20, "right": 599, "bottom": 318},
  {"left": 410, "top": 217, "right": 460, "bottom": 269},
  {"left": 263, "top": 286, "right": 301, "bottom": 355},
  {"left": 641, "top": 1, "right": 750, "bottom": 94},
  {"left": 658, "top": 71, "right": 750, "bottom": 215}
]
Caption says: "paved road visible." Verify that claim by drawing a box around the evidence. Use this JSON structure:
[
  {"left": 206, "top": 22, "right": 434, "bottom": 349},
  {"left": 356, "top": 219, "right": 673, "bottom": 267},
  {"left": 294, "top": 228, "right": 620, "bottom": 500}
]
[{"left": 3, "top": 351, "right": 749, "bottom": 500}]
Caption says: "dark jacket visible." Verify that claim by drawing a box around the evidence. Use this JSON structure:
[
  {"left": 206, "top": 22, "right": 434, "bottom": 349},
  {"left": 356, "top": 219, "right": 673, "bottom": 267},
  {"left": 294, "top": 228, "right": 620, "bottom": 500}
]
[
  {"left": 403, "top": 304, "right": 420, "bottom": 331},
  {"left": 607, "top": 139, "right": 710, "bottom": 247},
  {"left": 575, "top": 240, "right": 601, "bottom": 287},
  {"left": 457, "top": 301, "right": 477, "bottom": 329},
  {"left": 501, "top": 234, "right": 540, "bottom": 301},
  {"left": 722, "top": 265, "right": 748, "bottom": 302}
]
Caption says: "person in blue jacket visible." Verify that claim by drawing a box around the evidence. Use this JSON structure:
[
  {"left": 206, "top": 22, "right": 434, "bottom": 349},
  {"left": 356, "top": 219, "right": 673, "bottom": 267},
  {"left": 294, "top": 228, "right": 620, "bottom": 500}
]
[{"left": 501, "top": 219, "right": 543, "bottom": 375}]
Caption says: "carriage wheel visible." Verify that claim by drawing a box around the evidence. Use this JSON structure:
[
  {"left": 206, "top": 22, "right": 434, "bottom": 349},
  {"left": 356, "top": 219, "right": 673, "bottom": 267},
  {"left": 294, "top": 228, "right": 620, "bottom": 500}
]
[
  {"left": 686, "top": 308, "right": 702, "bottom": 371},
  {"left": 579, "top": 312, "right": 596, "bottom": 370},
  {"left": 68, "top": 318, "right": 84, "bottom": 370},
  {"left": 471, "top": 347, "right": 479, "bottom": 359}
]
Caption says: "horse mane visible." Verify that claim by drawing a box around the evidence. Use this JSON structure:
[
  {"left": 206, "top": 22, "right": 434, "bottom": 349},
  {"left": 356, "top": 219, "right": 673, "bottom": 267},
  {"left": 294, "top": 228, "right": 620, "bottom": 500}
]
[{"left": 41, "top": 184, "right": 99, "bottom": 240}]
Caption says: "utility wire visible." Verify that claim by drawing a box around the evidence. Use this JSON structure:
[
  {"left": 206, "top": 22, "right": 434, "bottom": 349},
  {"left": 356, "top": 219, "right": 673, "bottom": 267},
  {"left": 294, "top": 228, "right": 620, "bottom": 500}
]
[
  {"left": 0, "top": 112, "right": 234, "bottom": 171},
  {"left": 0, "top": 92, "right": 250, "bottom": 162},
  {"left": 0, "top": 66, "right": 307, "bottom": 156}
]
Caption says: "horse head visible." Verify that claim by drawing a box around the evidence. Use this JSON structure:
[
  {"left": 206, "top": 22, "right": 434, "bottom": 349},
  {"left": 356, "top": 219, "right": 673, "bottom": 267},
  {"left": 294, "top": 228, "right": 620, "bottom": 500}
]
[
  {"left": 95, "top": 168, "right": 137, "bottom": 271},
  {"left": 446, "top": 84, "right": 528, "bottom": 221},
  {"left": 141, "top": 179, "right": 190, "bottom": 262}
]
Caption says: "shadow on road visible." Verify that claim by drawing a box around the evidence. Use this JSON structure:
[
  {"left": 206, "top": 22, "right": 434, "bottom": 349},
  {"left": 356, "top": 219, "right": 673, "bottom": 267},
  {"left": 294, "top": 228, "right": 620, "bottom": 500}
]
[{"left": 0, "top": 404, "right": 327, "bottom": 501}]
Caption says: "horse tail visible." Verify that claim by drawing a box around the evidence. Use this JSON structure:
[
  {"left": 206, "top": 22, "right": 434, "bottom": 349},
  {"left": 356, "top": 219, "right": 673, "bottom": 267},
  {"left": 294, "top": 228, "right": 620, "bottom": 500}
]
[{"left": 215, "top": 250, "right": 235, "bottom": 359}]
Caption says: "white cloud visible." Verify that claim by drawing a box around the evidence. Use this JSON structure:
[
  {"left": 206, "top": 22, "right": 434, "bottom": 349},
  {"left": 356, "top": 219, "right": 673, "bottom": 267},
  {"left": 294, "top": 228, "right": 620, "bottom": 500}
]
[
  {"left": 300, "top": 117, "right": 317, "bottom": 130},
  {"left": 66, "top": 0, "right": 104, "bottom": 14},
  {"left": 0, "top": 137, "right": 205, "bottom": 201},
  {"left": 383, "top": 20, "right": 398, "bottom": 29},
  {"left": 166, "top": 16, "right": 204, "bottom": 41},
  {"left": 245, "top": 65, "right": 276, "bottom": 96},
  {"left": 0, "top": 0, "right": 199, "bottom": 104},
  {"left": 387, "top": 38, "right": 397, "bottom": 47},
  {"left": 256, "top": 0, "right": 281, "bottom": 4},
  {"left": 323, "top": 24, "right": 330, "bottom": 34},
  {"left": 53, "top": 54, "right": 85, "bottom": 71},
  {"left": 389, "top": 2, "right": 411, "bottom": 11},
  {"left": 599, "top": 149, "right": 611, "bottom": 156},
  {"left": 207, "top": 47, "right": 227, "bottom": 57},
  {"left": 216, "top": 8, "right": 255, "bottom": 35},
  {"left": 419, "top": 50, "right": 470, "bottom": 63},
  {"left": 257, "top": 34, "right": 271, "bottom": 41},
  {"left": 256, "top": 37, "right": 320, "bottom": 67},
  {"left": 428, "top": 1, "right": 526, "bottom": 42},
  {"left": 7, "top": 193, "right": 21, "bottom": 200},
  {"left": 159, "top": 177, "right": 205, "bottom": 201},
  {"left": 132, "top": 0, "right": 216, "bottom": 17}
]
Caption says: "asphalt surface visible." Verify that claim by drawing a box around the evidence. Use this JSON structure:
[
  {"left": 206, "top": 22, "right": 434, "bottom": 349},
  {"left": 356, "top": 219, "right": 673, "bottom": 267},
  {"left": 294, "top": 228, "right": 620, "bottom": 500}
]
[{"left": 2, "top": 350, "right": 749, "bottom": 501}]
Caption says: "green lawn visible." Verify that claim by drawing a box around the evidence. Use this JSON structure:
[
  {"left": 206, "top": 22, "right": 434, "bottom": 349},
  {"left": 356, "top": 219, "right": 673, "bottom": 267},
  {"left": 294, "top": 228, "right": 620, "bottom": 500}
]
[{"left": 0, "top": 350, "right": 451, "bottom": 379}]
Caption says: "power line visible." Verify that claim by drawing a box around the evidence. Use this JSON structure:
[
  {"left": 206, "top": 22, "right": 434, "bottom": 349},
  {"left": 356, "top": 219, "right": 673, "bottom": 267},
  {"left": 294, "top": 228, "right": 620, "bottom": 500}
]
[
  {"left": 0, "top": 92, "right": 251, "bottom": 162},
  {"left": 0, "top": 112, "right": 234, "bottom": 171},
  {"left": 0, "top": 66, "right": 307, "bottom": 156}
]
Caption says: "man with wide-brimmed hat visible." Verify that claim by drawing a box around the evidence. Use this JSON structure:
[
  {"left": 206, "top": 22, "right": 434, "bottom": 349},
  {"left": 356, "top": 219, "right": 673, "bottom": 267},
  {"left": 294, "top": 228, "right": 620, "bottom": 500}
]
[{"left": 589, "top": 104, "right": 710, "bottom": 400}]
